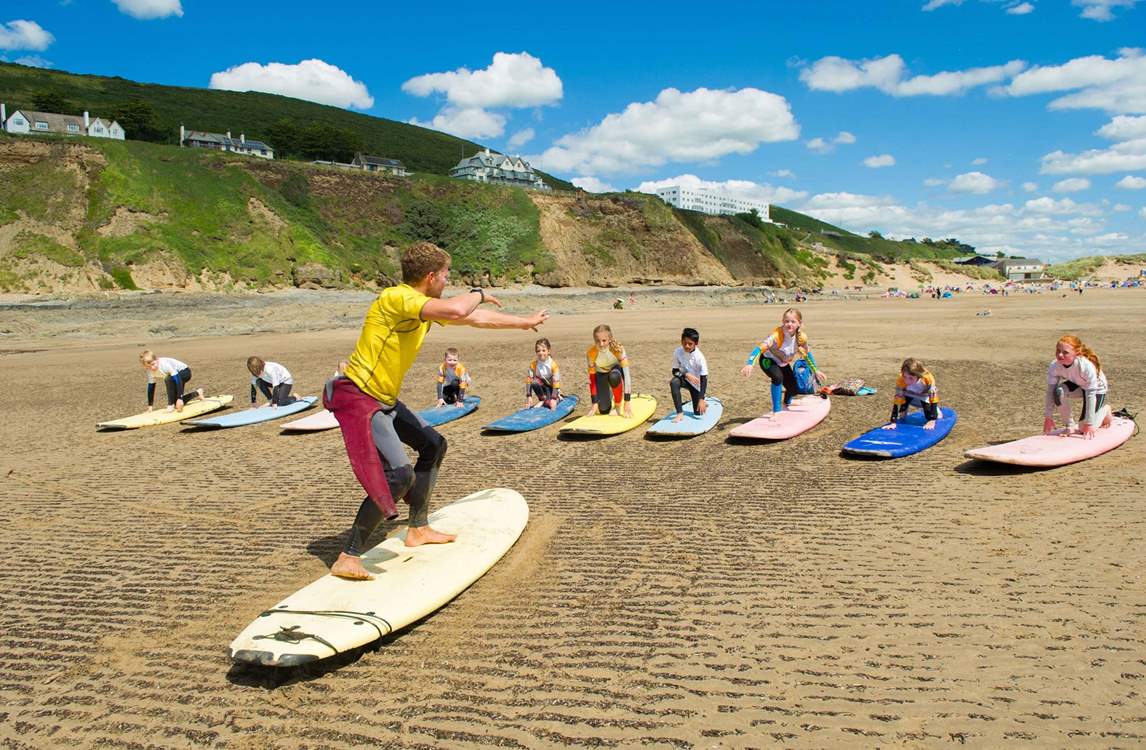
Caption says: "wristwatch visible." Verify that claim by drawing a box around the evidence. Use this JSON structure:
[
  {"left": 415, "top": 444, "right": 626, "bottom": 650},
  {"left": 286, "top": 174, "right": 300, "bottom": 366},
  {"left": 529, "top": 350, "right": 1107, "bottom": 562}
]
[{"left": 470, "top": 287, "right": 485, "bottom": 303}]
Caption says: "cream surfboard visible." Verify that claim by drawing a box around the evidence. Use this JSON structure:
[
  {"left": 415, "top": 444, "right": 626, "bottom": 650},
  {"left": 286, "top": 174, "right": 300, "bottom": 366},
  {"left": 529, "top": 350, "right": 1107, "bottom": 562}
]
[
  {"left": 729, "top": 395, "right": 831, "bottom": 440},
  {"left": 559, "top": 394, "right": 657, "bottom": 436},
  {"left": 281, "top": 408, "right": 339, "bottom": 433},
  {"left": 97, "top": 395, "right": 233, "bottom": 431},
  {"left": 963, "top": 415, "right": 1134, "bottom": 467},
  {"left": 229, "top": 488, "right": 528, "bottom": 667}
]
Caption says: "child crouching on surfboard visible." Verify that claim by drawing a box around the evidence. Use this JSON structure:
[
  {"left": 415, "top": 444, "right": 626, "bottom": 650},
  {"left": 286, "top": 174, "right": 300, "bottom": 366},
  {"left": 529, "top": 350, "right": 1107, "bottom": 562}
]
[
  {"left": 670, "top": 327, "right": 708, "bottom": 423},
  {"left": 436, "top": 348, "right": 471, "bottom": 407},
  {"left": 587, "top": 324, "right": 633, "bottom": 418},
  {"left": 140, "top": 350, "right": 203, "bottom": 412},
  {"left": 525, "top": 338, "right": 563, "bottom": 409},
  {"left": 739, "top": 308, "right": 824, "bottom": 413},
  {"left": 882, "top": 358, "right": 941, "bottom": 431},
  {"left": 247, "top": 357, "right": 299, "bottom": 407},
  {"left": 1044, "top": 335, "right": 1111, "bottom": 440}
]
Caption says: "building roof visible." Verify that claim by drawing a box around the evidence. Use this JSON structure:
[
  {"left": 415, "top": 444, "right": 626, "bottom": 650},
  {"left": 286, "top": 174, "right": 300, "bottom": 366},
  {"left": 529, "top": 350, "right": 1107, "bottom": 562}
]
[
  {"left": 21, "top": 110, "right": 86, "bottom": 131},
  {"left": 454, "top": 149, "right": 535, "bottom": 173},
  {"left": 997, "top": 258, "right": 1044, "bottom": 268},
  {"left": 184, "top": 130, "right": 272, "bottom": 151},
  {"left": 355, "top": 153, "right": 406, "bottom": 168}
]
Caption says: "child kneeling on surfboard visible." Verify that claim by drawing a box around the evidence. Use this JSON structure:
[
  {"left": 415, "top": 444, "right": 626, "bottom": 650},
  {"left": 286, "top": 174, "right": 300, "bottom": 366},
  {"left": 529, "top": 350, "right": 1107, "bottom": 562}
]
[
  {"left": 882, "top": 358, "right": 941, "bottom": 431},
  {"left": 436, "top": 348, "right": 472, "bottom": 407},
  {"left": 140, "top": 350, "right": 203, "bottom": 413},
  {"left": 247, "top": 357, "right": 298, "bottom": 407},
  {"left": 586, "top": 324, "right": 633, "bottom": 419},
  {"left": 325, "top": 241, "right": 548, "bottom": 581},
  {"left": 739, "top": 308, "right": 824, "bottom": 413},
  {"left": 670, "top": 327, "right": 708, "bottom": 423},
  {"left": 1044, "top": 335, "right": 1112, "bottom": 440},
  {"left": 525, "top": 338, "right": 563, "bottom": 409}
]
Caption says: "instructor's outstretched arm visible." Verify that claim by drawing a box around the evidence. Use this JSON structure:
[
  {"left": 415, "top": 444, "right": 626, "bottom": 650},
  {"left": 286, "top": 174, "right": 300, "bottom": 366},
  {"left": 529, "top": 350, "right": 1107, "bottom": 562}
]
[{"left": 453, "top": 307, "right": 549, "bottom": 330}]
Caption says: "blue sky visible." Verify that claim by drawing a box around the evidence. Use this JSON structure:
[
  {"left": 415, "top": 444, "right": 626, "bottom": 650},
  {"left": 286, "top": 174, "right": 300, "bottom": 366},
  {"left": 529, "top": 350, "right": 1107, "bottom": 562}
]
[{"left": 3, "top": 0, "right": 1145, "bottom": 261}]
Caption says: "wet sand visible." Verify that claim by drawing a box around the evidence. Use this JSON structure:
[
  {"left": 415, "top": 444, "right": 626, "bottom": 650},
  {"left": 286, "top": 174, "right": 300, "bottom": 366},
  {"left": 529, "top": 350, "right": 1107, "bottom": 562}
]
[{"left": 1, "top": 288, "right": 1144, "bottom": 747}]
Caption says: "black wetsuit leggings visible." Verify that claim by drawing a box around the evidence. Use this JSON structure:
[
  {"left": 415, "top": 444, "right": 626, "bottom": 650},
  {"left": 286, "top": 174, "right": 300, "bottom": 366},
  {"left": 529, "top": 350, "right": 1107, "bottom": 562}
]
[
  {"left": 760, "top": 358, "right": 798, "bottom": 404},
  {"left": 441, "top": 383, "right": 463, "bottom": 404},
  {"left": 149, "top": 367, "right": 197, "bottom": 407},
  {"left": 670, "top": 375, "right": 702, "bottom": 413},
  {"left": 529, "top": 379, "right": 556, "bottom": 402},
  {"left": 253, "top": 380, "right": 295, "bottom": 406},
  {"left": 344, "top": 400, "right": 447, "bottom": 556},
  {"left": 594, "top": 367, "right": 624, "bottom": 413}
]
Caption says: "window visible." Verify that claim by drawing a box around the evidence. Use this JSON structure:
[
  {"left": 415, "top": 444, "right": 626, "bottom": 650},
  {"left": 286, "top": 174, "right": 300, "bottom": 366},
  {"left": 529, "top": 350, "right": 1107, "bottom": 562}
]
[
  {"left": 13, "top": 116, "right": 24, "bottom": 125},
  {"left": 35, "top": 121, "right": 48, "bottom": 130},
  {"left": 68, "top": 124, "right": 80, "bottom": 133}
]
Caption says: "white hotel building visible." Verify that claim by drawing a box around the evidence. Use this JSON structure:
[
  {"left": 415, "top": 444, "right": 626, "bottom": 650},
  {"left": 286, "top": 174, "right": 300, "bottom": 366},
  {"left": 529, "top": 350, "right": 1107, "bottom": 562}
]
[{"left": 652, "top": 185, "right": 771, "bottom": 221}]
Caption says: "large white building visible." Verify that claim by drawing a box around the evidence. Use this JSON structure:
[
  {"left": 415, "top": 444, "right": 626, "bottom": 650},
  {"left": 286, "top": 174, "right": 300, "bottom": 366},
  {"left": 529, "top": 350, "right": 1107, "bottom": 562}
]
[
  {"left": 652, "top": 185, "right": 771, "bottom": 220},
  {"left": 450, "top": 148, "right": 550, "bottom": 190}
]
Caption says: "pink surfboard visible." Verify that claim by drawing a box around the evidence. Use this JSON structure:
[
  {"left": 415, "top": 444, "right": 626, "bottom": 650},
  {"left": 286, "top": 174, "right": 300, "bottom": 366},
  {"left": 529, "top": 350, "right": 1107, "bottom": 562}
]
[
  {"left": 963, "top": 416, "right": 1135, "bottom": 467},
  {"left": 729, "top": 395, "right": 831, "bottom": 440}
]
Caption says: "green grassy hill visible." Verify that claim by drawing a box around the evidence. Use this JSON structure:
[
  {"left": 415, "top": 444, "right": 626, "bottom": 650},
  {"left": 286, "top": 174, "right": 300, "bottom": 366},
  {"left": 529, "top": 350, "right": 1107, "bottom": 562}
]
[
  {"left": 0, "top": 61, "right": 573, "bottom": 189},
  {"left": 770, "top": 204, "right": 972, "bottom": 262}
]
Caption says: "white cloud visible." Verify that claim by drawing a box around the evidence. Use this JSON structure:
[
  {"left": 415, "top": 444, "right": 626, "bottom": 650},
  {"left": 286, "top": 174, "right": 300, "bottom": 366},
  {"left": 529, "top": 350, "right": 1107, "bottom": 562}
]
[
  {"left": 1040, "top": 137, "right": 1146, "bottom": 174},
  {"left": 1053, "top": 177, "right": 1091, "bottom": 192},
  {"left": 1023, "top": 196, "right": 1102, "bottom": 214},
  {"left": 0, "top": 20, "right": 53, "bottom": 50},
  {"left": 112, "top": 0, "right": 183, "bottom": 19},
  {"left": 806, "top": 137, "right": 831, "bottom": 153},
  {"left": 636, "top": 174, "right": 807, "bottom": 205},
  {"left": 9, "top": 55, "right": 52, "bottom": 68},
  {"left": 1116, "top": 175, "right": 1146, "bottom": 188},
  {"left": 799, "top": 191, "right": 910, "bottom": 226},
  {"left": 1141, "top": 207, "right": 1146, "bottom": 218},
  {"left": 507, "top": 128, "right": 535, "bottom": 149},
  {"left": 807, "top": 131, "right": 855, "bottom": 153},
  {"left": 411, "top": 107, "right": 506, "bottom": 139},
  {"left": 1006, "top": 2, "right": 1035, "bottom": 13},
  {"left": 1098, "top": 115, "right": 1146, "bottom": 140},
  {"left": 924, "top": 177, "right": 945, "bottom": 186},
  {"left": 210, "top": 59, "right": 374, "bottom": 109},
  {"left": 1023, "top": 181, "right": 1039, "bottom": 192},
  {"left": 770, "top": 169, "right": 796, "bottom": 178},
  {"left": 1072, "top": 0, "right": 1139, "bottom": 20},
  {"left": 949, "top": 171, "right": 1003, "bottom": 193},
  {"left": 402, "top": 52, "right": 562, "bottom": 109},
  {"left": 863, "top": 154, "right": 896, "bottom": 168},
  {"left": 835, "top": 131, "right": 857, "bottom": 144},
  {"left": 922, "top": 0, "right": 964, "bottom": 10},
  {"left": 972, "top": 157, "right": 988, "bottom": 165},
  {"left": 1001, "top": 50, "right": 1146, "bottom": 114},
  {"left": 1113, "top": 203, "right": 1132, "bottom": 211},
  {"left": 535, "top": 87, "right": 798, "bottom": 175},
  {"left": 801, "top": 53, "right": 1025, "bottom": 96},
  {"left": 572, "top": 176, "right": 618, "bottom": 193}
]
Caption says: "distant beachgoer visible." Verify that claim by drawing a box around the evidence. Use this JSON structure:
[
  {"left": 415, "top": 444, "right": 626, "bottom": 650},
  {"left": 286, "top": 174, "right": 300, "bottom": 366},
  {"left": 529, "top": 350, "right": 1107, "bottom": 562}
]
[
  {"left": 140, "top": 350, "right": 202, "bottom": 412},
  {"left": 1044, "top": 335, "right": 1111, "bottom": 440},
  {"left": 882, "top": 358, "right": 941, "bottom": 431},
  {"left": 586, "top": 323, "right": 632, "bottom": 418},
  {"left": 525, "top": 338, "right": 562, "bottom": 410},
  {"left": 247, "top": 357, "right": 297, "bottom": 407},
  {"left": 670, "top": 327, "right": 708, "bottom": 423},
  {"left": 325, "top": 241, "right": 548, "bottom": 581}
]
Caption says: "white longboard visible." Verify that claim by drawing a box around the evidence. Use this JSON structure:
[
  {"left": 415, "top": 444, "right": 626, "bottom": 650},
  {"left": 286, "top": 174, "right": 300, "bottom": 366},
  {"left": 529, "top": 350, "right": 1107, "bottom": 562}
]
[
  {"left": 281, "top": 408, "right": 339, "bottom": 432},
  {"left": 229, "top": 488, "right": 528, "bottom": 667}
]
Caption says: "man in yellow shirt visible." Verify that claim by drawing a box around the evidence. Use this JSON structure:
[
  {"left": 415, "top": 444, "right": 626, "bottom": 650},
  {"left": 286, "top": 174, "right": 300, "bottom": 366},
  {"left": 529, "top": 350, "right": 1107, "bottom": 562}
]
[{"left": 324, "top": 241, "right": 548, "bottom": 581}]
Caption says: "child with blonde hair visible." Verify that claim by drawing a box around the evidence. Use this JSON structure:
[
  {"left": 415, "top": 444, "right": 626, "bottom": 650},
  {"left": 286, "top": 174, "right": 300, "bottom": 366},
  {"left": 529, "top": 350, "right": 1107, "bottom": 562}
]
[
  {"left": 525, "top": 338, "right": 562, "bottom": 409},
  {"left": 436, "top": 347, "right": 471, "bottom": 407},
  {"left": 739, "top": 308, "right": 824, "bottom": 413},
  {"left": 882, "top": 358, "right": 941, "bottom": 431},
  {"left": 1045, "top": 335, "right": 1111, "bottom": 439},
  {"left": 247, "top": 356, "right": 297, "bottom": 407},
  {"left": 139, "top": 350, "right": 203, "bottom": 412},
  {"left": 586, "top": 324, "right": 632, "bottom": 418}
]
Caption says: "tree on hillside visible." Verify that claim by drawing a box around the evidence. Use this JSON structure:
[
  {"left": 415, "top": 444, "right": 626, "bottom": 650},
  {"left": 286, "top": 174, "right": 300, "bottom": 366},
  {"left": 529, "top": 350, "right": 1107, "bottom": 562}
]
[
  {"left": 869, "top": 230, "right": 884, "bottom": 239},
  {"left": 31, "top": 91, "right": 72, "bottom": 114},
  {"left": 111, "top": 100, "right": 166, "bottom": 142},
  {"left": 266, "top": 119, "right": 363, "bottom": 162},
  {"left": 736, "top": 209, "right": 765, "bottom": 229}
]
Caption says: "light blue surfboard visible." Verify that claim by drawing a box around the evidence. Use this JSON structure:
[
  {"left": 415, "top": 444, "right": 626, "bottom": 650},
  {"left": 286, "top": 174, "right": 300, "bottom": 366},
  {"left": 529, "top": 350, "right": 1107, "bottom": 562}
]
[
  {"left": 186, "top": 396, "right": 317, "bottom": 429},
  {"left": 418, "top": 395, "right": 480, "bottom": 427},
  {"left": 842, "top": 407, "right": 957, "bottom": 458},
  {"left": 646, "top": 397, "right": 723, "bottom": 437},
  {"left": 482, "top": 395, "right": 580, "bottom": 433}
]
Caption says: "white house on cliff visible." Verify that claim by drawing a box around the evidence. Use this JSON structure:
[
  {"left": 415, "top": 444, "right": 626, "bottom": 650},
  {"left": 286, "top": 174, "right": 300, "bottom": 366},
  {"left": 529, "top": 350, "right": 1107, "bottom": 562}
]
[
  {"left": 450, "top": 148, "right": 550, "bottom": 190},
  {"left": 179, "top": 125, "right": 274, "bottom": 159},
  {"left": 2, "top": 103, "right": 125, "bottom": 140}
]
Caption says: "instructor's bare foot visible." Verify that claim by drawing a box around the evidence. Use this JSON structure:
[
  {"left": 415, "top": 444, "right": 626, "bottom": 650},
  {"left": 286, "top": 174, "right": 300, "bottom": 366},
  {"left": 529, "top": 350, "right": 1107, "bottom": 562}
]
[
  {"left": 405, "top": 526, "right": 456, "bottom": 547},
  {"left": 331, "top": 552, "right": 374, "bottom": 580}
]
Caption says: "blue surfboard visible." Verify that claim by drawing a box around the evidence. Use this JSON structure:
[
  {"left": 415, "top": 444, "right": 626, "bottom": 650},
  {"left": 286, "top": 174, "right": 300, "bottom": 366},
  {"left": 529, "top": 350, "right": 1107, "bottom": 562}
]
[
  {"left": 482, "top": 395, "right": 579, "bottom": 433},
  {"left": 646, "top": 397, "right": 723, "bottom": 437},
  {"left": 186, "top": 396, "right": 317, "bottom": 429},
  {"left": 842, "top": 407, "right": 957, "bottom": 458},
  {"left": 418, "top": 395, "right": 481, "bottom": 427}
]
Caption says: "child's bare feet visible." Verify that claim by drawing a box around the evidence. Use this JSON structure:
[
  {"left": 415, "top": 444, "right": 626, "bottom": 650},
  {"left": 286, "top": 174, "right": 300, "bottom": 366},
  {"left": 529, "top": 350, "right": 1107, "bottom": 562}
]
[
  {"left": 405, "top": 526, "right": 456, "bottom": 547},
  {"left": 174, "top": 398, "right": 184, "bottom": 412},
  {"left": 672, "top": 413, "right": 684, "bottom": 423},
  {"left": 331, "top": 552, "right": 374, "bottom": 580}
]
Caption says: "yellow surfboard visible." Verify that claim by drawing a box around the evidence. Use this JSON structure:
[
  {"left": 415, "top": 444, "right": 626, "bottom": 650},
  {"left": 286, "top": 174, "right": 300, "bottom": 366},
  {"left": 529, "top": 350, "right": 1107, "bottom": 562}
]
[
  {"left": 559, "top": 394, "right": 657, "bottom": 436},
  {"left": 97, "top": 395, "right": 234, "bottom": 430}
]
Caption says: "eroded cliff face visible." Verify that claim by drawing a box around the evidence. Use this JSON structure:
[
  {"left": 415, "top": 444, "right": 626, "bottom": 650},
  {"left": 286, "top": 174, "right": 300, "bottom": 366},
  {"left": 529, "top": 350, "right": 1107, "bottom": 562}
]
[{"left": 529, "top": 192, "right": 736, "bottom": 287}]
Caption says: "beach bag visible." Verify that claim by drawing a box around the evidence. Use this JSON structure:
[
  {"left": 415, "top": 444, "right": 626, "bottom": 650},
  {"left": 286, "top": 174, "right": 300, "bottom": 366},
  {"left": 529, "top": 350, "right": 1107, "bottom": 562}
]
[{"left": 793, "top": 359, "right": 816, "bottom": 395}]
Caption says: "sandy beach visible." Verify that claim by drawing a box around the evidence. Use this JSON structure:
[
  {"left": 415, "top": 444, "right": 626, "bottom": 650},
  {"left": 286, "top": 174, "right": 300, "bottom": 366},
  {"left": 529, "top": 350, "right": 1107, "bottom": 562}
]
[{"left": 1, "top": 287, "right": 1144, "bottom": 747}]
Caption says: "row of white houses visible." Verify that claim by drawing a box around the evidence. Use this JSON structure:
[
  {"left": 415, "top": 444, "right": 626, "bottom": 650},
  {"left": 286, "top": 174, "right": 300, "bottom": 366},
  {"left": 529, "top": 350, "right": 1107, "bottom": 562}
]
[{"left": 1, "top": 103, "right": 125, "bottom": 140}]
